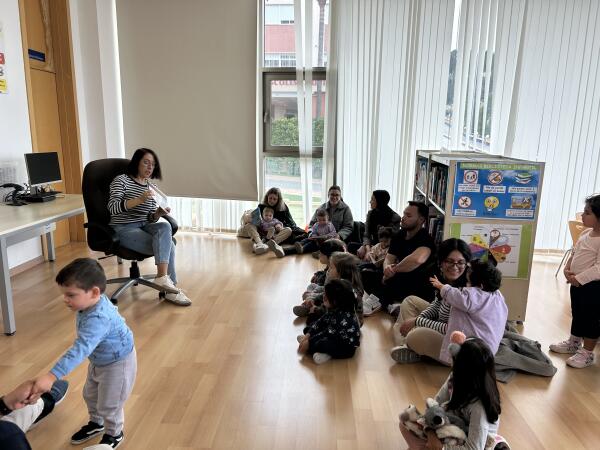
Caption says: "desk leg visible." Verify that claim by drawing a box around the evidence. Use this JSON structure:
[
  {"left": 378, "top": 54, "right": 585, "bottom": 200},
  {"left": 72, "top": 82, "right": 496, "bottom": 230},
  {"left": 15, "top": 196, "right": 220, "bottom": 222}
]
[
  {"left": 0, "top": 238, "right": 16, "bottom": 335},
  {"left": 46, "top": 230, "right": 56, "bottom": 261}
]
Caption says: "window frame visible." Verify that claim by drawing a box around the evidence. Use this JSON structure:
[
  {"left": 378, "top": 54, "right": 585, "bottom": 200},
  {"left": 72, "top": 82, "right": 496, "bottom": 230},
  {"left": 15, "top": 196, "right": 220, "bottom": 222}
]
[{"left": 262, "top": 67, "right": 326, "bottom": 156}]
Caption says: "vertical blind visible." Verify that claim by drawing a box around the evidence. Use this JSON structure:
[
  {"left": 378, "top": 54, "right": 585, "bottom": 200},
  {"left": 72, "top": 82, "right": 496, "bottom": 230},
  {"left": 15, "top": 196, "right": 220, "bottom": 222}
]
[
  {"left": 508, "top": 0, "right": 600, "bottom": 249},
  {"left": 116, "top": 0, "right": 258, "bottom": 201},
  {"left": 331, "top": 0, "right": 454, "bottom": 219}
]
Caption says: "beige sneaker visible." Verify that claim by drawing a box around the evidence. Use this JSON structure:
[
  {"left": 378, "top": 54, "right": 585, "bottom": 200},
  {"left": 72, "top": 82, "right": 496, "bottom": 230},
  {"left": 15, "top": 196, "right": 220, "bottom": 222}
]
[{"left": 155, "top": 275, "right": 192, "bottom": 306}]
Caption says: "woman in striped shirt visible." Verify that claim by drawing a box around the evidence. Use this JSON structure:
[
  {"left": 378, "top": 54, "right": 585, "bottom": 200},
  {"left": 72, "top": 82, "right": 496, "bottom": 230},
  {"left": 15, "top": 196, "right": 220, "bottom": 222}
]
[
  {"left": 108, "top": 148, "right": 191, "bottom": 306},
  {"left": 390, "top": 238, "right": 471, "bottom": 364}
]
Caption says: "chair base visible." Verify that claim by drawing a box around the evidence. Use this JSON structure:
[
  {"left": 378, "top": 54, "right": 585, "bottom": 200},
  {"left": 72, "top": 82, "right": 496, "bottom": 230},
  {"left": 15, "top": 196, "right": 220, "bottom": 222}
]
[
  {"left": 106, "top": 260, "right": 178, "bottom": 304},
  {"left": 555, "top": 248, "right": 572, "bottom": 278}
]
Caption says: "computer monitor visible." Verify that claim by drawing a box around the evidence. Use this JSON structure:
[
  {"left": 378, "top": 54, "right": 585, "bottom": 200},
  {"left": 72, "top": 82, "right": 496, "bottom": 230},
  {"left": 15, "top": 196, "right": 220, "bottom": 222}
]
[{"left": 25, "top": 152, "right": 62, "bottom": 188}]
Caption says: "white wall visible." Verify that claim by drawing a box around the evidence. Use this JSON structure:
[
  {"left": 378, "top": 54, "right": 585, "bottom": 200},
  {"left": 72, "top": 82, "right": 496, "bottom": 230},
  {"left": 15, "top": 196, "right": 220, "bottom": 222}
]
[
  {"left": 69, "top": 0, "right": 124, "bottom": 165},
  {"left": 0, "top": 0, "right": 43, "bottom": 268}
]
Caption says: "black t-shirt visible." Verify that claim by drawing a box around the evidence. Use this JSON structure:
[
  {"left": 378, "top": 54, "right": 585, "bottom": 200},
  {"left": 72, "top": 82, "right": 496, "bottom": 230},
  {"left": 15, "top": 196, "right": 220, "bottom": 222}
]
[{"left": 388, "top": 228, "right": 436, "bottom": 272}]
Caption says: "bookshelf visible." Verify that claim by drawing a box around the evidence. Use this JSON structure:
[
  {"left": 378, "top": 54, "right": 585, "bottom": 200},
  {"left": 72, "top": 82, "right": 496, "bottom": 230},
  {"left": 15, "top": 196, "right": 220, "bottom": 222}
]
[{"left": 413, "top": 149, "right": 545, "bottom": 321}]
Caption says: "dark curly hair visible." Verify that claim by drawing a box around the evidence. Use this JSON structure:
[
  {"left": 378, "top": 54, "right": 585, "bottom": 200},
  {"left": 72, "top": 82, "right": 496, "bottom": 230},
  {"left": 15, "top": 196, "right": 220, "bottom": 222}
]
[
  {"left": 585, "top": 194, "right": 600, "bottom": 218},
  {"left": 324, "top": 279, "right": 356, "bottom": 312},
  {"left": 469, "top": 259, "right": 502, "bottom": 292}
]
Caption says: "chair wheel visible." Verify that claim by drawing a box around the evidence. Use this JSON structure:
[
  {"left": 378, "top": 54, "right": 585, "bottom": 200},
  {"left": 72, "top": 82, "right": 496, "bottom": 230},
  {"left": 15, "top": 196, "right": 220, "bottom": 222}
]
[
  {"left": 159, "top": 291, "right": 166, "bottom": 299},
  {"left": 110, "top": 298, "right": 118, "bottom": 305}
]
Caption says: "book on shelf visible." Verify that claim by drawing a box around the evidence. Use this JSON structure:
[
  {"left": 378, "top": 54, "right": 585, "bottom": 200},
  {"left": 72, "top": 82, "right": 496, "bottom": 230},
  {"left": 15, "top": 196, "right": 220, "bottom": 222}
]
[
  {"left": 428, "top": 164, "right": 448, "bottom": 210},
  {"left": 415, "top": 157, "right": 428, "bottom": 193},
  {"left": 427, "top": 214, "right": 444, "bottom": 245}
]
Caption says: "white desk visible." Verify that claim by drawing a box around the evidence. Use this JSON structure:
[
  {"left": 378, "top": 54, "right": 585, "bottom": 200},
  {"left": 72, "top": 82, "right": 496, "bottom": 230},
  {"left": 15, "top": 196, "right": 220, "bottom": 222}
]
[{"left": 0, "top": 194, "right": 84, "bottom": 335}]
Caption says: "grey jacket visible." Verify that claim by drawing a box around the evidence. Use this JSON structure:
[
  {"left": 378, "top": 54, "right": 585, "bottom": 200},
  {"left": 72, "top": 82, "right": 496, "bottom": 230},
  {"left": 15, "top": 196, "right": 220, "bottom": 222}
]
[
  {"left": 310, "top": 200, "right": 354, "bottom": 241},
  {"left": 494, "top": 331, "right": 557, "bottom": 383}
]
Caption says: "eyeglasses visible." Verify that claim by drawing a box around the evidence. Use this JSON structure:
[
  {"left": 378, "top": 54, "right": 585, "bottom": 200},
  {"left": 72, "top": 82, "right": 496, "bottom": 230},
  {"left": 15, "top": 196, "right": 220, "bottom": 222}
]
[
  {"left": 141, "top": 160, "right": 155, "bottom": 168},
  {"left": 443, "top": 259, "right": 467, "bottom": 268}
]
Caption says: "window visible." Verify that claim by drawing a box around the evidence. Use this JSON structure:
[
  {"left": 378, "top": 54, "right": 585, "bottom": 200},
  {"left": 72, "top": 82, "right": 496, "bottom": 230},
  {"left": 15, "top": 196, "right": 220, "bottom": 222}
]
[
  {"left": 262, "top": 0, "right": 330, "bottom": 224},
  {"left": 264, "top": 156, "right": 323, "bottom": 225},
  {"left": 263, "top": 71, "right": 326, "bottom": 152}
]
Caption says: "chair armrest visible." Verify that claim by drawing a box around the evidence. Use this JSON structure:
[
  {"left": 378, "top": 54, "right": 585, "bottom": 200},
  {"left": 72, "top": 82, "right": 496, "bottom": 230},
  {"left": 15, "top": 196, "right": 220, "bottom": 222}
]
[
  {"left": 84, "top": 222, "right": 120, "bottom": 253},
  {"left": 163, "top": 215, "right": 178, "bottom": 236}
]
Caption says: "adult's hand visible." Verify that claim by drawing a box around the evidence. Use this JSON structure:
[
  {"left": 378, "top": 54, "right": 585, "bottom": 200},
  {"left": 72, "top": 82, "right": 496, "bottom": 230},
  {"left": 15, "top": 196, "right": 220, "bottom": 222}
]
[
  {"left": 383, "top": 264, "right": 396, "bottom": 279},
  {"left": 399, "top": 318, "right": 416, "bottom": 336},
  {"left": 28, "top": 373, "right": 57, "bottom": 403},
  {"left": 3, "top": 380, "right": 35, "bottom": 410},
  {"left": 139, "top": 189, "right": 154, "bottom": 203}
]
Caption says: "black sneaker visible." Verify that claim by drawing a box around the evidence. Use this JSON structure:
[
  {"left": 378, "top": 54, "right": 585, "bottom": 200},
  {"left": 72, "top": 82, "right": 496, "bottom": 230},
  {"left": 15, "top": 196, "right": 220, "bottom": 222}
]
[
  {"left": 32, "top": 379, "right": 69, "bottom": 427},
  {"left": 99, "top": 431, "right": 124, "bottom": 448},
  {"left": 71, "top": 421, "right": 105, "bottom": 444}
]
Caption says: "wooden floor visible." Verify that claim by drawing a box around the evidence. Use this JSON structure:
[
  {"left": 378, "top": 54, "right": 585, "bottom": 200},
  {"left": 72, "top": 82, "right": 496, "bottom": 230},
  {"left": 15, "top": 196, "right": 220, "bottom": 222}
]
[{"left": 2, "top": 233, "right": 600, "bottom": 450}]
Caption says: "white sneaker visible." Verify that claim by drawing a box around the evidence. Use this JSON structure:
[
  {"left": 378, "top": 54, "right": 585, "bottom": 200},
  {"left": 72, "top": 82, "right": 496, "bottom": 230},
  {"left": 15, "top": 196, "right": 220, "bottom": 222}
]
[
  {"left": 267, "top": 239, "right": 285, "bottom": 258},
  {"left": 566, "top": 348, "right": 595, "bottom": 368},
  {"left": 155, "top": 275, "right": 192, "bottom": 307},
  {"left": 363, "top": 294, "right": 382, "bottom": 316},
  {"left": 549, "top": 336, "right": 582, "bottom": 354},
  {"left": 297, "top": 334, "right": 305, "bottom": 343},
  {"left": 390, "top": 345, "right": 421, "bottom": 364},
  {"left": 253, "top": 242, "right": 269, "bottom": 255},
  {"left": 313, "top": 353, "right": 332, "bottom": 364}
]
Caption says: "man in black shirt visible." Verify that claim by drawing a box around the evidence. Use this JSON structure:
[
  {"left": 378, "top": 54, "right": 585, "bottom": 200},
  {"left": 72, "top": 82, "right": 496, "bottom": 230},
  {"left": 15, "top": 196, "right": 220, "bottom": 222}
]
[{"left": 362, "top": 201, "right": 436, "bottom": 314}]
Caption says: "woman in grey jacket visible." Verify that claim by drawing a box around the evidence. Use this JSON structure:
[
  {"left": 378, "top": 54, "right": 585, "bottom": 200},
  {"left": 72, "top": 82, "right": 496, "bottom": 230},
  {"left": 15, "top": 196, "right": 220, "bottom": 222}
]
[{"left": 309, "top": 185, "right": 354, "bottom": 242}]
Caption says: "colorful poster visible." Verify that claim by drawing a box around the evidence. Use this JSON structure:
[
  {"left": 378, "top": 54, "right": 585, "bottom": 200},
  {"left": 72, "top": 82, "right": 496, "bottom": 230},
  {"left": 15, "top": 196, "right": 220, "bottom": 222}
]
[
  {"left": 452, "top": 162, "right": 540, "bottom": 220},
  {"left": 0, "top": 22, "right": 6, "bottom": 94},
  {"left": 449, "top": 223, "right": 533, "bottom": 278}
]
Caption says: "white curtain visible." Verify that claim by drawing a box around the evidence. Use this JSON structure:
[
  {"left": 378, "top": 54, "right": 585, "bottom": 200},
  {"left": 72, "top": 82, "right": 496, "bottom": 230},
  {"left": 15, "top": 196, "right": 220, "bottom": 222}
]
[
  {"left": 168, "top": 197, "right": 255, "bottom": 233},
  {"left": 508, "top": 0, "right": 600, "bottom": 249},
  {"left": 331, "top": 0, "right": 454, "bottom": 220}
]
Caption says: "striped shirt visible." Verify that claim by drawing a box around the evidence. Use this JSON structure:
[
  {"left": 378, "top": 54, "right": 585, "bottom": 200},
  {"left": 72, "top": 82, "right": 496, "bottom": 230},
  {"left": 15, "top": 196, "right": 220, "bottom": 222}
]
[
  {"left": 108, "top": 174, "right": 157, "bottom": 225},
  {"left": 415, "top": 295, "right": 451, "bottom": 335}
]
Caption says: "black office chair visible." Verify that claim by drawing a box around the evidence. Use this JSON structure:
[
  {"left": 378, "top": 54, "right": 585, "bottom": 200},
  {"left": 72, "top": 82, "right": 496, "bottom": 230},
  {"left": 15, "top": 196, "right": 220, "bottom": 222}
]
[{"left": 82, "top": 158, "right": 179, "bottom": 304}]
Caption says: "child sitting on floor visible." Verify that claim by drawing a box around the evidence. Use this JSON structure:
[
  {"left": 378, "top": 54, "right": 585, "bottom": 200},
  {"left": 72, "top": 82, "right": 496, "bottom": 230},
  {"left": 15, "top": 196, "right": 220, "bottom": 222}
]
[
  {"left": 294, "top": 239, "right": 347, "bottom": 317},
  {"left": 430, "top": 258, "right": 508, "bottom": 364},
  {"left": 257, "top": 206, "right": 292, "bottom": 258},
  {"left": 297, "top": 279, "right": 361, "bottom": 364},
  {"left": 359, "top": 226, "right": 392, "bottom": 270},
  {"left": 399, "top": 332, "right": 510, "bottom": 450},
  {"left": 294, "top": 208, "right": 338, "bottom": 254}
]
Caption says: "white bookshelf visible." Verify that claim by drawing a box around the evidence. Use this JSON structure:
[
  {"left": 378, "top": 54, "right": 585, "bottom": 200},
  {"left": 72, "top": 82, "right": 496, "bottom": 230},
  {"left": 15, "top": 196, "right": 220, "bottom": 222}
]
[{"left": 413, "top": 149, "right": 545, "bottom": 321}]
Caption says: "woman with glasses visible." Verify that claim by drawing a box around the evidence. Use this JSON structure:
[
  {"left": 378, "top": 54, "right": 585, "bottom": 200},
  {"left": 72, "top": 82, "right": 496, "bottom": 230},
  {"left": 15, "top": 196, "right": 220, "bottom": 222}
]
[
  {"left": 308, "top": 185, "right": 354, "bottom": 244},
  {"left": 389, "top": 238, "right": 471, "bottom": 364},
  {"left": 107, "top": 148, "right": 191, "bottom": 306}
]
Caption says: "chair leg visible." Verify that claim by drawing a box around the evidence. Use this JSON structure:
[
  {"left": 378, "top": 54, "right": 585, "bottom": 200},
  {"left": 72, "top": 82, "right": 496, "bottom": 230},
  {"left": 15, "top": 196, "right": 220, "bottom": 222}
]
[
  {"left": 107, "top": 276, "right": 134, "bottom": 285},
  {"left": 110, "top": 279, "right": 138, "bottom": 304},
  {"left": 137, "top": 278, "right": 179, "bottom": 294},
  {"left": 555, "top": 248, "right": 571, "bottom": 278}
]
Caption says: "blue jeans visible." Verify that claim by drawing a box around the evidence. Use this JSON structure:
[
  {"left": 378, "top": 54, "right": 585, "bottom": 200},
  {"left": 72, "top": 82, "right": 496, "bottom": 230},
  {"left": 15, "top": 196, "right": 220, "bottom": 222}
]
[{"left": 112, "top": 221, "right": 177, "bottom": 283}]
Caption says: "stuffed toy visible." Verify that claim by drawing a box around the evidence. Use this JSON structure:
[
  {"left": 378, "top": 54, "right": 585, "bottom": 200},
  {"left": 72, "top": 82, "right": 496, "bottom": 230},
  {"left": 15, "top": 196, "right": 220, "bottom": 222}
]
[
  {"left": 418, "top": 397, "right": 468, "bottom": 445},
  {"left": 399, "top": 404, "right": 426, "bottom": 439}
]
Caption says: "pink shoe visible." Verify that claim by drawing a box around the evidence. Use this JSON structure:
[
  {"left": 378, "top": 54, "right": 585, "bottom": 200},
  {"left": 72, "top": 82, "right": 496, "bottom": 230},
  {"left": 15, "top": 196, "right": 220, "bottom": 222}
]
[
  {"left": 549, "top": 337, "right": 582, "bottom": 354},
  {"left": 566, "top": 348, "right": 595, "bottom": 368}
]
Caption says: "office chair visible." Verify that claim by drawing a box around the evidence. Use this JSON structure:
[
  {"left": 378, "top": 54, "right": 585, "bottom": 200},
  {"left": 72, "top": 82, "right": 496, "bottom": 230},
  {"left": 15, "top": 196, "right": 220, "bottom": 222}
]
[{"left": 82, "top": 158, "right": 179, "bottom": 303}]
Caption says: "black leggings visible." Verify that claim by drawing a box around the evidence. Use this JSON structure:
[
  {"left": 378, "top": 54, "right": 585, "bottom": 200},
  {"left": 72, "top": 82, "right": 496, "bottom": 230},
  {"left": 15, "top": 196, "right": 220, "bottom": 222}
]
[
  {"left": 308, "top": 335, "right": 357, "bottom": 359},
  {"left": 570, "top": 280, "right": 600, "bottom": 339}
]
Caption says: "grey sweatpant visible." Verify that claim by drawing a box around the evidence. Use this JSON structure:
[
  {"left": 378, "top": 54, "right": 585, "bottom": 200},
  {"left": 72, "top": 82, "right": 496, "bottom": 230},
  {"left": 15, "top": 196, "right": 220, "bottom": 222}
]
[{"left": 83, "top": 348, "right": 137, "bottom": 436}]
